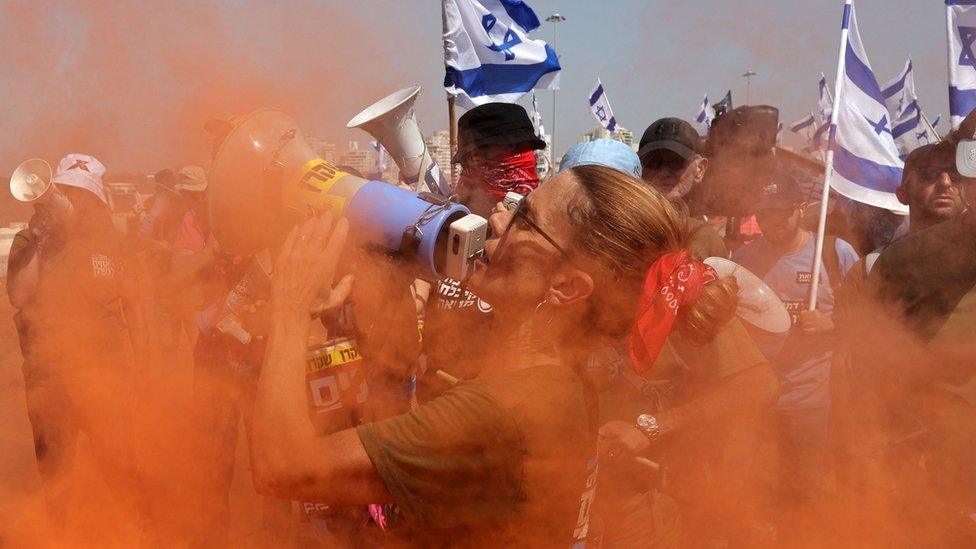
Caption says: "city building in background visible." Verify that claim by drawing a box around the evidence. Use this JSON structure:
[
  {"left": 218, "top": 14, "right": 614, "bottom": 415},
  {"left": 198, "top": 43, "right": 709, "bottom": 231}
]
[
  {"left": 578, "top": 125, "right": 635, "bottom": 149},
  {"left": 426, "top": 130, "right": 453, "bottom": 182}
]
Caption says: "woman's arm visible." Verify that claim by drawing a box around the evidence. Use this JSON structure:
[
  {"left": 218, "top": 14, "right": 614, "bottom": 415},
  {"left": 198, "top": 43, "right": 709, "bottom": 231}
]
[
  {"left": 600, "top": 363, "right": 778, "bottom": 454},
  {"left": 249, "top": 214, "right": 392, "bottom": 504}
]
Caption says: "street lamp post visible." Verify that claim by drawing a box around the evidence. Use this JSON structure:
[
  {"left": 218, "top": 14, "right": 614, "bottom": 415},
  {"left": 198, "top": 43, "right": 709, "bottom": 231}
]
[
  {"left": 546, "top": 13, "right": 565, "bottom": 166},
  {"left": 742, "top": 70, "right": 757, "bottom": 105}
]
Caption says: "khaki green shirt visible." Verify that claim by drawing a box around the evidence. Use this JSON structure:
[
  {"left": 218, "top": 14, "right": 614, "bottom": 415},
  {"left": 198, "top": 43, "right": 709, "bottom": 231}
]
[{"left": 357, "top": 362, "right": 595, "bottom": 546}]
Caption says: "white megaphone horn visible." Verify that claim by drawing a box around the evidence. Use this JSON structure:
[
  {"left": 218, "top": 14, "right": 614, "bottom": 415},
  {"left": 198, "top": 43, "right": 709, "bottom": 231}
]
[
  {"left": 704, "top": 256, "right": 792, "bottom": 334},
  {"left": 9, "top": 158, "right": 75, "bottom": 218},
  {"left": 347, "top": 85, "right": 452, "bottom": 197},
  {"left": 10, "top": 158, "right": 54, "bottom": 202}
]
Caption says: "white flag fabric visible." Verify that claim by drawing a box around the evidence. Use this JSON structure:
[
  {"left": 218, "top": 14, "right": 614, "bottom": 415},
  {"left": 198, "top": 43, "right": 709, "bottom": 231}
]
[
  {"left": 695, "top": 95, "right": 715, "bottom": 132},
  {"left": 789, "top": 113, "right": 818, "bottom": 146},
  {"left": 947, "top": 1, "right": 976, "bottom": 128},
  {"left": 443, "top": 0, "right": 561, "bottom": 109},
  {"left": 891, "top": 108, "right": 939, "bottom": 159},
  {"left": 588, "top": 79, "right": 617, "bottom": 132},
  {"left": 830, "top": 1, "right": 906, "bottom": 213},
  {"left": 881, "top": 58, "right": 915, "bottom": 121}
]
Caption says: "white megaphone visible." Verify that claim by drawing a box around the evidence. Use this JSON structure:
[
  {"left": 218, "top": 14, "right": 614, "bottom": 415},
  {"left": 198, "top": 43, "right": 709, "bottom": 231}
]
[
  {"left": 704, "top": 257, "right": 792, "bottom": 334},
  {"left": 9, "top": 158, "right": 74, "bottom": 217},
  {"left": 347, "top": 85, "right": 452, "bottom": 197}
]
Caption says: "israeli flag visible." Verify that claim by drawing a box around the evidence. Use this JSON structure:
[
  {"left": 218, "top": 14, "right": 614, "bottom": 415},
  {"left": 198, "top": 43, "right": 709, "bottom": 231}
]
[
  {"left": 531, "top": 91, "right": 545, "bottom": 138},
  {"left": 881, "top": 58, "right": 915, "bottom": 121},
  {"left": 830, "top": 1, "right": 906, "bottom": 213},
  {"left": 789, "top": 113, "right": 817, "bottom": 135},
  {"left": 890, "top": 105, "right": 938, "bottom": 158},
  {"left": 695, "top": 94, "right": 715, "bottom": 131},
  {"left": 443, "top": 0, "right": 561, "bottom": 109},
  {"left": 932, "top": 114, "right": 942, "bottom": 129},
  {"left": 947, "top": 1, "right": 976, "bottom": 128},
  {"left": 589, "top": 79, "right": 617, "bottom": 132},
  {"left": 819, "top": 73, "right": 833, "bottom": 124}
]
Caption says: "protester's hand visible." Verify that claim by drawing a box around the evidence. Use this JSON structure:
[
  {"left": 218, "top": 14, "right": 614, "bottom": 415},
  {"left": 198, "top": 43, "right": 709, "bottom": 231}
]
[
  {"left": 599, "top": 420, "right": 651, "bottom": 458},
  {"left": 271, "top": 214, "right": 353, "bottom": 325},
  {"left": 797, "top": 309, "right": 834, "bottom": 334}
]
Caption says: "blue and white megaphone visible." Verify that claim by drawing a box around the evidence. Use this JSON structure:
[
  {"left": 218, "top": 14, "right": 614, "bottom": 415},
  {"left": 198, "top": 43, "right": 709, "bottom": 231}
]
[{"left": 208, "top": 108, "right": 486, "bottom": 281}]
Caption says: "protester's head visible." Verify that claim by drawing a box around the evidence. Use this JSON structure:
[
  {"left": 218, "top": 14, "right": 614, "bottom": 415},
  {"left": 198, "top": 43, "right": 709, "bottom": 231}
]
[
  {"left": 637, "top": 118, "right": 708, "bottom": 202},
  {"left": 559, "top": 139, "right": 642, "bottom": 178},
  {"left": 455, "top": 103, "right": 546, "bottom": 217},
  {"left": 49, "top": 154, "right": 113, "bottom": 232},
  {"left": 470, "top": 165, "right": 737, "bottom": 352},
  {"left": 897, "top": 143, "right": 967, "bottom": 231},
  {"left": 754, "top": 173, "right": 805, "bottom": 247}
]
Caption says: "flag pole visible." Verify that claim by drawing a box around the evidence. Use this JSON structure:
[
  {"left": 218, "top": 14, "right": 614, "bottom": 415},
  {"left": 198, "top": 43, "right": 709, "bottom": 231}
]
[
  {"left": 946, "top": 2, "right": 956, "bottom": 130},
  {"left": 448, "top": 96, "right": 458, "bottom": 185},
  {"left": 442, "top": 0, "right": 458, "bottom": 187},
  {"left": 920, "top": 109, "right": 943, "bottom": 143},
  {"left": 809, "top": 0, "right": 851, "bottom": 311}
]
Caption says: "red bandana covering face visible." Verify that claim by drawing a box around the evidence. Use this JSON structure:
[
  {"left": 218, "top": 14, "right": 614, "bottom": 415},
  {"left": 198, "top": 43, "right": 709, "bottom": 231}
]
[
  {"left": 460, "top": 149, "right": 540, "bottom": 199},
  {"left": 628, "top": 250, "right": 718, "bottom": 373}
]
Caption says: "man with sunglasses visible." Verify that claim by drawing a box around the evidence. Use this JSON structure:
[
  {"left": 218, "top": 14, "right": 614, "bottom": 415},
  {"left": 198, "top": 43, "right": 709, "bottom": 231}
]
[
  {"left": 838, "top": 126, "right": 976, "bottom": 545},
  {"left": 638, "top": 118, "right": 728, "bottom": 260},
  {"left": 417, "top": 103, "right": 546, "bottom": 401}
]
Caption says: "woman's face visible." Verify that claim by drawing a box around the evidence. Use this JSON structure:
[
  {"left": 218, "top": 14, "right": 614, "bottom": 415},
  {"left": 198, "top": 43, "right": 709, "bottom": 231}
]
[{"left": 466, "top": 171, "right": 579, "bottom": 312}]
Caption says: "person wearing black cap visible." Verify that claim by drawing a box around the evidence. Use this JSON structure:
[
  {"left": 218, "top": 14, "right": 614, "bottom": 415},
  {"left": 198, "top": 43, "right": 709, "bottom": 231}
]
[
  {"left": 417, "top": 103, "right": 546, "bottom": 401},
  {"left": 638, "top": 118, "right": 727, "bottom": 260},
  {"left": 638, "top": 118, "right": 709, "bottom": 204},
  {"left": 454, "top": 102, "right": 547, "bottom": 218},
  {"left": 731, "top": 170, "right": 857, "bottom": 539}
]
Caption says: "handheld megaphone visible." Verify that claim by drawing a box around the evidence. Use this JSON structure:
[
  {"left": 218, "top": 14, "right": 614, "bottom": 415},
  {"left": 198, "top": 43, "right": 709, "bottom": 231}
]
[
  {"left": 704, "top": 257, "right": 791, "bottom": 334},
  {"left": 9, "top": 158, "right": 74, "bottom": 218},
  {"left": 957, "top": 136, "right": 976, "bottom": 178},
  {"left": 208, "top": 108, "right": 486, "bottom": 281},
  {"left": 347, "top": 85, "right": 451, "bottom": 196}
]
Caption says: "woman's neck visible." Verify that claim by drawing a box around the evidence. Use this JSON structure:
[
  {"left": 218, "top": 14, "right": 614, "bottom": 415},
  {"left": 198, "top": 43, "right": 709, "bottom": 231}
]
[{"left": 478, "top": 313, "right": 564, "bottom": 377}]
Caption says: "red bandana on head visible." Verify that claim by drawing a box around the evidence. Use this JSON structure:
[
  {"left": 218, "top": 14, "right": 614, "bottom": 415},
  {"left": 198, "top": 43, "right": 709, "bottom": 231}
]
[
  {"left": 461, "top": 149, "right": 540, "bottom": 199},
  {"left": 628, "top": 251, "right": 718, "bottom": 373}
]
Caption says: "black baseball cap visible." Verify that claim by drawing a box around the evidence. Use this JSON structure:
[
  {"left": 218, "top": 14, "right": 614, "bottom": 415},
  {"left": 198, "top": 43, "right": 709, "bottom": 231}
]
[
  {"left": 454, "top": 103, "right": 546, "bottom": 163},
  {"left": 637, "top": 118, "right": 702, "bottom": 162},
  {"left": 755, "top": 170, "right": 803, "bottom": 211}
]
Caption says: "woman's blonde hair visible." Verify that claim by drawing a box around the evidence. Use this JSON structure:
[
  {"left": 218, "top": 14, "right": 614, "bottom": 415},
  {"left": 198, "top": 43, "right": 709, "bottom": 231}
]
[{"left": 565, "top": 165, "right": 738, "bottom": 345}]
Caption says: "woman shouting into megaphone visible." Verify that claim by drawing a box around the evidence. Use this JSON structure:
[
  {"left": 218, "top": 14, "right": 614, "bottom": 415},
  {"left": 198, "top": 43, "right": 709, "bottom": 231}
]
[{"left": 250, "top": 166, "right": 766, "bottom": 546}]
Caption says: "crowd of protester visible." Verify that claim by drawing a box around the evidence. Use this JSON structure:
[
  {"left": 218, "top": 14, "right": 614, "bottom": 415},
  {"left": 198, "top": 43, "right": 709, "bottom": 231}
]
[{"left": 6, "top": 100, "right": 976, "bottom": 547}]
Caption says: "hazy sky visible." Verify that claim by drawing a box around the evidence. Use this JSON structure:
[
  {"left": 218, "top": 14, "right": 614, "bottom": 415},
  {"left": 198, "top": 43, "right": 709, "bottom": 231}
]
[{"left": 0, "top": 1, "right": 953, "bottom": 173}]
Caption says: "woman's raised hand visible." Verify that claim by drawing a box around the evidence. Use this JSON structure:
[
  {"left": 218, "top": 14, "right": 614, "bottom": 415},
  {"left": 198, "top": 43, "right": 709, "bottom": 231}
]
[{"left": 271, "top": 213, "right": 353, "bottom": 324}]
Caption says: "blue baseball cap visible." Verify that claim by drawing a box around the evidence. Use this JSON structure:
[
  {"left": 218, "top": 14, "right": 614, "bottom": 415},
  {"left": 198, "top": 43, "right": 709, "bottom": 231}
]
[{"left": 559, "top": 139, "right": 642, "bottom": 178}]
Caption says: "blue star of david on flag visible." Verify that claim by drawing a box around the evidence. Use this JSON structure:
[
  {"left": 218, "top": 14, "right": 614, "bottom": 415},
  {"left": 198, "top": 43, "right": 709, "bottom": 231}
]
[
  {"left": 863, "top": 113, "right": 892, "bottom": 136},
  {"left": 959, "top": 26, "right": 976, "bottom": 68},
  {"left": 588, "top": 79, "right": 617, "bottom": 132},
  {"left": 949, "top": 4, "right": 976, "bottom": 127}
]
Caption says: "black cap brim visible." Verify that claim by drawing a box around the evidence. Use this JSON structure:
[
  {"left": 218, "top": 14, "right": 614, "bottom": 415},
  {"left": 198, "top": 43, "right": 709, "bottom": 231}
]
[
  {"left": 637, "top": 140, "right": 696, "bottom": 162},
  {"left": 453, "top": 134, "right": 546, "bottom": 164}
]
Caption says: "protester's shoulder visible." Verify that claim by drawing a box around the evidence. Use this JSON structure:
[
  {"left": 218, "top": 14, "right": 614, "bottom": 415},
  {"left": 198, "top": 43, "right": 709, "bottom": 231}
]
[
  {"left": 473, "top": 362, "right": 585, "bottom": 409},
  {"left": 833, "top": 237, "right": 859, "bottom": 273},
  {"left": 877, "top": 216, "right": 964, "bottom": 272},
  {"left": 672, "top": 318, "right": 768, "bottom": 382}
]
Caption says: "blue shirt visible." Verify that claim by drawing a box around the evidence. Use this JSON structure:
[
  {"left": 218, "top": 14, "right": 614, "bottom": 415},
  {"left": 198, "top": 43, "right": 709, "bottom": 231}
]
[{"left": 733, "top": 232, "right": 858, "bottom": 410}]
